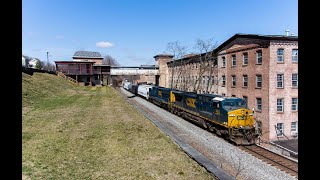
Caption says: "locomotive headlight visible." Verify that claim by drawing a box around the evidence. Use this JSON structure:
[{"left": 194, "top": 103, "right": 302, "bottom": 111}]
[
  {"left": 241, "top": 110, "right": 244, "bottom": 115},
  {"left": 229, "top": 114, "right": 235, "bottom": 117}
]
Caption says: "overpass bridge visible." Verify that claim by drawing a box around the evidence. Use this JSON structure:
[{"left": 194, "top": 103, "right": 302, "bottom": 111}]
[
  {"left": 110, "top": 65, "right": 159, "bottom": 85},
  {"left": 110, "top": 66, "right": 159, "bottom": 75}
]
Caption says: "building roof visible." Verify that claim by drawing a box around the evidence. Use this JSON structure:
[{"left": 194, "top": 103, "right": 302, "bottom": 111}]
[
  {"left": 54, "top": 60, "right": 95, "bottom": 63},
  {"left": 214, "top": 33, "right": 298, "bottom": 53},
  {"left": 166, "top": 33, "right": 298, "bottom": 66},
  {"left": 153, "top": 54, "right": 174, "bottom": 59},
  {"left": 73, "top": 51, "right": 103, "bottom": 58}
]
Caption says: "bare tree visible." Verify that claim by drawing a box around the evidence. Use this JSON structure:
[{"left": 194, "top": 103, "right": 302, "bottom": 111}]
[
  {"left": 103, "top": 55, "right": 120, "bottom": 66},
  {"left": 166, "top": 41, "right": 188, "bottom": 89},
  {"left": 230, "top": 153, "right": 248, "bottom": 178},
  {"left": 41, "top": 61, "right": 56, "bottom": 71},
  {"left": 191, "top": 38, "right": 218, "bottom": 93}
]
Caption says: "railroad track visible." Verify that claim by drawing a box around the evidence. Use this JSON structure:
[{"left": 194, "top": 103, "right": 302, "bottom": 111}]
[{"left": 239, "top": 145, "right": 298, "bottom": 178}]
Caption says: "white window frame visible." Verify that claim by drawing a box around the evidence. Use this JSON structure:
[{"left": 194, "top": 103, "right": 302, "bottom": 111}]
[
  {"left": 232, "top": 75, "right": 236, "bottom": 87},
  {"left": 243, "top": 75, "right": 248, "bottom": 87},
  {"left": 292, "top": 74, "right": 298, "bottom": 88},
  {"left": 256, "top": 51, "right": 262, "bottom": 64},
  {"left": 222, "top": 56, "right": 226, "bottom": 67},
  {"left": 276, "top": 123, "right": 284, "bottom": 136},
  {"left": 277, "top": 74, "right": 284, "bottom": 88},
  {"left": 292, "top": 49, "right": 298, "bottom": 62},
  {"left": 291, "top": 122, "right": 297, "bottom": 132},
  {"left": 231, "top": 55, "right": 236, "bottom": 67},
  {"left": 292, "top": 98, "right": 298, "bottom": 111},
  {"left": 256, "top": 98, "right": 262, "bottom": 111},
  {"left": 243, "top": 53, "right": 248, "bottom": 65},
  {"left": 277, "top": 98, "right": 284, "bottom": 112},
  {"left": 222, "top": 75, "right": 226, "bottom": 86},
  {"left": 277, "top": 49, "right": 284, "bottom": 63},
  {"left": 256, "top": 75, "right": 262, "bottom": 88}
]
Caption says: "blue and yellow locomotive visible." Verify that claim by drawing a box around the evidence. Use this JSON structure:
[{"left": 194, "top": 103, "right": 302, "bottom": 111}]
[{"left": 149, "top": 86, "right": 258, "bottom": 145}]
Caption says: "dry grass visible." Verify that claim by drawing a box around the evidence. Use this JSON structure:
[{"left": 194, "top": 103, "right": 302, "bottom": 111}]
[{"left": 22, "top": 72, "right": 215, "bottom": 179}]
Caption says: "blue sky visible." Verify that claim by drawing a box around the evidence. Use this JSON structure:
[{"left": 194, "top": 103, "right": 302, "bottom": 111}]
[{"left": 22, "top": 0, "right": 298, "bottom": 66}]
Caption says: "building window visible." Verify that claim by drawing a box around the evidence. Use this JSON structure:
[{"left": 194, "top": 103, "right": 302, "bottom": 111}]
[
  {"left": 256, "top": 50, "right": 262, "bottom": 64},
  {"left": 243, "top": 96, "right": 248, "bottom": 104},
  {"left": 291, "top": 122, "right": 297, "bottom": 132},
  {"left": 292, "top": 49, "right": 298, "bottom": 62},
  {"left": 243, "top": 53, "right": 248, "bottom": 65},
  {"left": 222, "top": 93, "right": 226, "bottom": 96},
  {"left": 231, "top": 95, "right": 236, "bottom": 97},
  {"left": 256, "top": 98, "right": 262, "bottom": 111},
  {"left": 222, "top": 75, "right": 226, "bottom": 86},
  {"left": 276, "top": 123, "right": 284, "bottom": 136},
  {"left": 231, "top": 55, "right": 236, "bottom": 67},
  {"left": 222, "top": 56, "right": 226, "bottom": 67},
  {"left": 232, "top": 75, "right": 236, "bottom": 87},
  {"left": 277, "top": 74, "right": 284, "bottom": 88},
  {"left": 256, "top": 75, "right": 262, "bottom": 88},
  {"left": 292, "top": 98, "right": 298, "bottom": 111},
  {"left": 243, "top": 75, "right": 248, "bottom": 87},
  {"left": 277, "top": 49, "right": 284, "bottom": 63},
  {"left": 277, "top": 98, "right": 284, "bottom": 112},
  {"left": 292, "top": 74, "right": 298, "bottom": 88}
]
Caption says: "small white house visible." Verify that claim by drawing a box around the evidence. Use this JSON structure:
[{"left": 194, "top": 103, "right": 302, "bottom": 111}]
[{"left": 28, "top": 58, "right": 40, "bottom": 68}]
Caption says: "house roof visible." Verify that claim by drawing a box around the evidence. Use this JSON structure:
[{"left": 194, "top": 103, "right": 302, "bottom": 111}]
[{"left": 72, "top": 51, "right": 103, "bottom": 58}]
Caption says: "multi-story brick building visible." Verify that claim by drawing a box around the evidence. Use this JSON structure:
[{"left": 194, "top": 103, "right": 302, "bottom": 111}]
[{"left": 154, "top": 33, "right": 298, "bottom": 142}]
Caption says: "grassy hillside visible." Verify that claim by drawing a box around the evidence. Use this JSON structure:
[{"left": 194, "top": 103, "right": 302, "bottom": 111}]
[
  {"left": 22, "top": 72, "right": 79, "bottom": 108},
  {"left": 22, "top": 72, "right": 214, "bottom": 179}
]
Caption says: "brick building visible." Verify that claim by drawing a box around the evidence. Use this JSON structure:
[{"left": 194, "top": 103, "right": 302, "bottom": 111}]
[{"left": 154, "top": 33, "right": 298, "bottom": 142}]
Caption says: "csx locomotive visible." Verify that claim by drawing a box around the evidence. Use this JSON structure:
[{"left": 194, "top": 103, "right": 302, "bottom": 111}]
[{"left": 125, "top": 84, "right": 259, "bottom": 145}]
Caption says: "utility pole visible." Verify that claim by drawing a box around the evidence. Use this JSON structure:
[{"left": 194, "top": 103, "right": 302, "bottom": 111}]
[{"left": 46, "top": 51, "right": 49, "bottom": 70}]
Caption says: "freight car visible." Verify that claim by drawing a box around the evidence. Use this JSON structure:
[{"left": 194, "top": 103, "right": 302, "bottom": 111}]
[
  {"left": 123, "top": 81, "right": 132, "bottom": 91},
  {"left": 130, "top": 84, "right": 139, "bottom": 95},
  {"left": 137, "top": 84, "right": 154, "bottom": 100}
]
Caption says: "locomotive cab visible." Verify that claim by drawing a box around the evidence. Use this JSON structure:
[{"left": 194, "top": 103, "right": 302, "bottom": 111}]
[
  {"left": 222, "top": 98, "right": 254, "bottom": 129},
  {"left": 225, "top": 98, "right": 257, "bottom": 145}
]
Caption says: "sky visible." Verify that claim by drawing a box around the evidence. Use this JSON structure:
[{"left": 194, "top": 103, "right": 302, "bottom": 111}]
[{"left": 22, "top": 0, "right": 298, "bottom": 66}]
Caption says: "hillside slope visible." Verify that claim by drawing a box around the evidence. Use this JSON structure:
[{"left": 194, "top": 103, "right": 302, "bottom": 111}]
[{"left": 22, "top": 72, "right": 78, "bottom": 108}]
